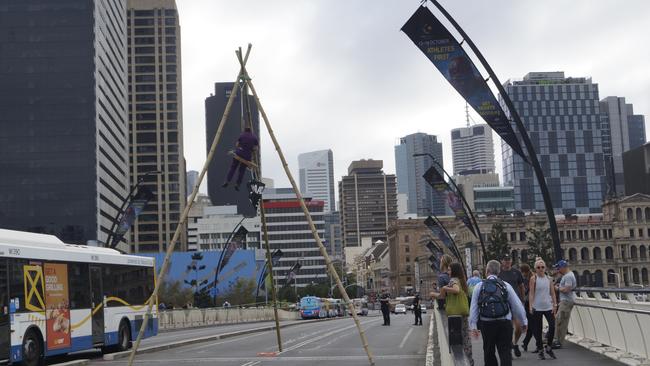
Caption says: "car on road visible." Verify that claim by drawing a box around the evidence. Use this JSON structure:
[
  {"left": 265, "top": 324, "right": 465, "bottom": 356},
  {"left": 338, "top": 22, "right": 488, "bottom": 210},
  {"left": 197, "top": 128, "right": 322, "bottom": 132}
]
[
  {"left": 420, "top": 304, "right": 427, "bottom": 313},
  {"left": 393, "top": 304, "right": 407, "bottom": 314}
]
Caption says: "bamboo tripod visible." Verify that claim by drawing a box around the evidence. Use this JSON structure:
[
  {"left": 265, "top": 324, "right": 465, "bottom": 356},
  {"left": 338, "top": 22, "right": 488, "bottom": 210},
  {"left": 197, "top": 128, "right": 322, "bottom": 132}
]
[{"left": 127, "top": 44, "right": 375, "bottom": 366}]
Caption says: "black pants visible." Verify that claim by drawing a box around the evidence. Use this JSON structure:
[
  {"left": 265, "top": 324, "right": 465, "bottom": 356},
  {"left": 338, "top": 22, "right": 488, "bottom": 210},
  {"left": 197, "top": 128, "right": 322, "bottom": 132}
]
[
  {"left": 414, "top": 309, "right": 422, "bottom": 325},
  {"left": 532, "top": 310, "right": 555, "bottom": 350},
  {"left": 480, "top": 320, "right": 513, "bottom": 366},
  {"left": 521, "top": 303, "right": 534, "bottom": 347},
  {"left": 381, "top": 308, "right": 390, "bottom": 325}
]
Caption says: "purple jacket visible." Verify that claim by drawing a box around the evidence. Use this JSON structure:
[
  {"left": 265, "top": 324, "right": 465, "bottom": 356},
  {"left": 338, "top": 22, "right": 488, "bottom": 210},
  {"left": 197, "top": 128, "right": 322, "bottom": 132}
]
[{"left": 235, "top": 131, "right": 258, "bottom": 160}]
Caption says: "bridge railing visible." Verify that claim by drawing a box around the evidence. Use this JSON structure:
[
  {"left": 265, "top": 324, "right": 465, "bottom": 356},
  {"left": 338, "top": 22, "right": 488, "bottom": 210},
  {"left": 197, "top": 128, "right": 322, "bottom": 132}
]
[
  {"left": 157, "top": 306, "right": 300, "bottom": 330},
  {"left": 568, "top": 287, "right": 650, "bottom": 361}
]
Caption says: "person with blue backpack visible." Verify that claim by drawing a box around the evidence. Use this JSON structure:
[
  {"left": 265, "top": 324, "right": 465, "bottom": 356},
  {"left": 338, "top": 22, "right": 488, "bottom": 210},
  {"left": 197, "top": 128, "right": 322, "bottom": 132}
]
[{"left": 469, "top": 260, "right": 527, "bottom": 366}]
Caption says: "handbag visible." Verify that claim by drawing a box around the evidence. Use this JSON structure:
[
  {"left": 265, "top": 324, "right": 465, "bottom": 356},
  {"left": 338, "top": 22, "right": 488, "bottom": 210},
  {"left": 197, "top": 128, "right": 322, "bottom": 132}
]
[{"left": 446, "top": 284, "right": 469, "bottom": 316}]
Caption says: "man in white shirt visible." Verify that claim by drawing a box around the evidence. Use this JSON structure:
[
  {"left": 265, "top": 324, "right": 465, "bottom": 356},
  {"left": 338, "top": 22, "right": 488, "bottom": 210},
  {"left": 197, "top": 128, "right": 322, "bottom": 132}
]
[{"left": 470, "top": 260, "right": 527, "bottom": 366}]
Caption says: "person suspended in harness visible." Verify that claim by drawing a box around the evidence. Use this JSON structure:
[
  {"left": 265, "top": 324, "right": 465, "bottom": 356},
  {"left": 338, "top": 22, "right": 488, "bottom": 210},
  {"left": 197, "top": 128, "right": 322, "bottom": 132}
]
[{"left": 222, "top": 127, "right": 259, "bottom": 190}]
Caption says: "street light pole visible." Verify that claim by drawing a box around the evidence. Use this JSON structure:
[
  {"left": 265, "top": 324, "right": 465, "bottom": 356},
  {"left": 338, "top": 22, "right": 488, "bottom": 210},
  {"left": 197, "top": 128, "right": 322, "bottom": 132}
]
[
  {"left": 106, "top": 170, "right": 161, "bottom": 248},
  {"left": 414, "top": 152, "right": 486, "bottom": 264}
]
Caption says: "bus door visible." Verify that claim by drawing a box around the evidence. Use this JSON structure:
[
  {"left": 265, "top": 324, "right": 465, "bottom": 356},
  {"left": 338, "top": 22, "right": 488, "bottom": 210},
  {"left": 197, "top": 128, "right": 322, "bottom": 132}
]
[
  {"left": 0, "top": 259, "right": 9, "bottom": 361},
  {"left": 89, "top": 266, "right": 104, "bottom": 344}
]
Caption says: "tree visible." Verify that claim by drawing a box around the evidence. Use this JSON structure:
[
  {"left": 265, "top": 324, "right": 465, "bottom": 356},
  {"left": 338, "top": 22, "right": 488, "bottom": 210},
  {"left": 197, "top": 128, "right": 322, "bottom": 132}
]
[
  {"left": 485, "top": 223, "right": 510, "bottom": 262},
  {"left": 218, "top": 278, "right": 257, "bottom": 306},
  {"left": 158, "top": 280, "right": 193, "bottom": 309},
  {"left": 527, "top": 223, "right": 554, "bottom": 266}
]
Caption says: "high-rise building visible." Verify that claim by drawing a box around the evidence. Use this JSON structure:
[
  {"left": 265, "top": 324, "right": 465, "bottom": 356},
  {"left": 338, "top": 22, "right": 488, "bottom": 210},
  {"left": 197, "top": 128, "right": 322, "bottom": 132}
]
[
  {"left": 451, "top": 124, "right": 495, "bottom": 175},
  {"left": 501, "top": 72, "right": 610, "bottom": 215},
  {"left": 453, "top": 173, "right": 500, "bottom": 211},
  {"left": 339, "top": 160, "right": 398, "bottom": 253},
  {"left": 395, "top": 133, "right": 445, "bottom": 217},
  {"left": 298, "top": 149, "right": 335, "bottom": 212},
  {"left": 262, "top": 188, "right": 327, "bottom": 287},
  {"left": 623, "top": 142, "right": 650, "bottom": 196},
  {"left": 186, "top": 170, "right": 199, "bottom": 197},
  {"left": 205, "top": 82, "right": 259, "bottom": 217},
  {"left": 600, "top": 96, "right": 647, "bottom": 196},
  {"left": 0, "top": 1, "right": 129, "bottom": 251},
  {"left": 127, "top": 0, "right": 186, "bottom": 252},
  {"left": 190, "top": 205, "right": 261, "bottom": 252},
  {"left": 323, "top": 211, "right": 343, "bottom": 260}
]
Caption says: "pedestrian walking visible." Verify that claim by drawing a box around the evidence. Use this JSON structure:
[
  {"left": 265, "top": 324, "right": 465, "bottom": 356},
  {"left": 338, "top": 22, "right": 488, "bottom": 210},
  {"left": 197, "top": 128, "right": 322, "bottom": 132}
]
[
  {"left": 498, "top": 254, "right": 525, "bottom": 357},
  {"left": 432, "top": 254, "right": 453, "bottom": 310},
  {"left": 519, "top": 263, "right": 534, "bottom": 352},
  {"left": 528, "top": 258, "right": 557, "bottom": 360},
  {"left": 412, "top": 293, "right": 423, "bottom": 326},
  {"left": 440, "top": 262, "right": 473, "bottom": 365},
  {"left": 467, "top": 270, "right": 482, "bottom": 298},
  {"left": 552, "top": 260, "right": 576, "bottom": 349},
  {"left": 469, "top": 260, "right": 527, "bottom": 366},
  {"left": 380, "top": 291, "right": 391, "bottom": 326}
]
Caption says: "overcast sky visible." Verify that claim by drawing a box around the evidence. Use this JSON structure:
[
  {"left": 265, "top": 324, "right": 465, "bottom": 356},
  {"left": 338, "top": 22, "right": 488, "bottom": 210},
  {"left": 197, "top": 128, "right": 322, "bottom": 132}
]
[{"left": 176, "top": 0, "right": 650, "bottom": 193}]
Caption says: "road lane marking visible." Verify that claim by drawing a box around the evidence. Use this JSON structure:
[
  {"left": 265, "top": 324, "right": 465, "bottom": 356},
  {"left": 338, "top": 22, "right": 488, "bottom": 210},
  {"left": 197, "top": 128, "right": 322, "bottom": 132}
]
[
  {"left": 184, "top": 330, "right": 273, "bottom": 352},
  {"left": 399, "top": 327, "right": 414, "bottom": 348},
  {"left": 98, "top": 354, "right": 423, "bottom": 364},
  {"left": 279, "top": 319, "right": 377, "bottom": 354}
]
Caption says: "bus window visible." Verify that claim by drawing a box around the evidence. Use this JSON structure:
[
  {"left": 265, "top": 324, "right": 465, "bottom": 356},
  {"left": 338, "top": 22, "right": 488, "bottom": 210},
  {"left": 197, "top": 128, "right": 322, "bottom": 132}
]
[
  {"left": 8, "top": 259, "right": 28, "bottom": 313},
  {"left": 69, "top": 263, "right": 90, "bottom": 309}
]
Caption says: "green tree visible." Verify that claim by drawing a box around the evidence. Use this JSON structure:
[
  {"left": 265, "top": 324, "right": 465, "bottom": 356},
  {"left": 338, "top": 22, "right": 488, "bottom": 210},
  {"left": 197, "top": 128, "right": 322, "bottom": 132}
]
[
  {"left": 221, "top": 278, "right": 257, "bottom": 306},
  {"left": 158, "top": 280, "right": 193, "bottom": 309},
  {"left": 486, "top": 223, "right": 510, "bottom": 261},
  {"left": 527, "top": 223, "right": 555, "bottom": 266}
]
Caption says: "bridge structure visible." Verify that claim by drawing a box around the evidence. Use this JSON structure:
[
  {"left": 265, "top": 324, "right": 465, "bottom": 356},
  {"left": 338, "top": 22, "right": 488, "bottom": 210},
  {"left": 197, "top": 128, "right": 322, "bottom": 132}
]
[{"left": 435, "top": 287, "right": 650, "bottom": 366}]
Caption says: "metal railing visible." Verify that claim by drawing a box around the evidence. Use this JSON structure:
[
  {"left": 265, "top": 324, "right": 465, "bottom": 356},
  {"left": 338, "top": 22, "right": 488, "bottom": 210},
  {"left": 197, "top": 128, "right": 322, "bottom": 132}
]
[{"left": 568, "top": 287, "right": 650, "bottom": 362}]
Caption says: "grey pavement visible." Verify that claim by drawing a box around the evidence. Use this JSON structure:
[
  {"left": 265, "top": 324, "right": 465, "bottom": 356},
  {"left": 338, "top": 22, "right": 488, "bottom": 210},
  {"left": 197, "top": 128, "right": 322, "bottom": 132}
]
[
  {"left": 470, "top": 334, "right": 623, "bottom": 365},
  {"left": 85, "top": 310, "right": 429, "bottom": 365}
]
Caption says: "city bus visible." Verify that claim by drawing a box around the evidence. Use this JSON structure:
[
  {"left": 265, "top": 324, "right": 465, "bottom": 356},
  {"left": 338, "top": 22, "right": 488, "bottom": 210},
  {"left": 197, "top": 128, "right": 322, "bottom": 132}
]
[
  {"left": 0, "top": 229, "right": 158, "bottom": 366},
  {"left": 299, "top": 296, "right": 324, "bottom": 319}
]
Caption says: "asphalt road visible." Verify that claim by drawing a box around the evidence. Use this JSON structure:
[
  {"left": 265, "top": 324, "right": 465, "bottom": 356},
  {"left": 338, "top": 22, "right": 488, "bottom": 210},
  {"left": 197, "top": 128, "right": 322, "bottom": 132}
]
[{"left": 85, "top": 310, "right": 429, "bottom": 366}]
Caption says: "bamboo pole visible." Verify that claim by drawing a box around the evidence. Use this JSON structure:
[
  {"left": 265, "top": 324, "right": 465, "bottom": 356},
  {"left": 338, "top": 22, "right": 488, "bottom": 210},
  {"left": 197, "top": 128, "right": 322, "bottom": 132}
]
[
  {"left": 236, "top": 52, "right": 376, "bottom": 366},
  {"left": 238, "top": 53, "right": 283, "bottom": 351},
  {"left": 126, "top": 45, "right": 252, "bottom": 366}
]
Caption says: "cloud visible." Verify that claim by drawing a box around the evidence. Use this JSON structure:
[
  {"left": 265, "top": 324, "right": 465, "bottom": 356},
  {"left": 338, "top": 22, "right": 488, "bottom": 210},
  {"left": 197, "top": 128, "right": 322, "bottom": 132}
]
[{"left": 177, "top": 0, "right": 650, "bottom": 194}]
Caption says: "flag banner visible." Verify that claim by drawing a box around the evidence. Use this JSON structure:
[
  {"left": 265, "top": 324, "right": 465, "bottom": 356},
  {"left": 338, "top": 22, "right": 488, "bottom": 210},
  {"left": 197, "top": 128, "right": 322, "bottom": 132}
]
[
  {"left": 402, "top": 6, "right": 528, "bottom": 162},
  {"left": 425, "top": 241, "right": 439, "bottom": 254},
  {"left": 284, "top": 262, "right": 302, "bottom": 288},
  {"left": 256, "top": 249, "right": 283, "bottom": 296},
  {"left": 424, "top": 216, "right": 456, "bottom": 254},
  {"left": 111, "top": 185, "right": 154, "bottom": 247},
  {"left": 423, "top": 166, "right": 476, "bottom": 236},
  {"left": 217, "top": 226, "right": 248, "bottom": 277}
]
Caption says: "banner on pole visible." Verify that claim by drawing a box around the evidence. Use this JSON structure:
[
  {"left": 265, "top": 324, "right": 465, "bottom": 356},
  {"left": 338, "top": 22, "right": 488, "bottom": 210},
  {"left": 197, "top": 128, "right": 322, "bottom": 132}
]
[
  {"left": 423, "top": 166, "right": 476, "bottom": 237},
  {"left": 284, "top": 262, "right": 302, "bottom": 288},
  {"left": 424, "top": 216, "right": 457, "bottom": 256},
  {"left": 256, "top": 249, "right": 283, "bottom": 296},
  {"left": 111, "top": 185, "right": 154, "bottom": 247},
  {"left": 217, "top": 226, "right": 248, "bottom": 277},
  {"left": 402, "top": 6, "right": 528, "bottom": 162}
]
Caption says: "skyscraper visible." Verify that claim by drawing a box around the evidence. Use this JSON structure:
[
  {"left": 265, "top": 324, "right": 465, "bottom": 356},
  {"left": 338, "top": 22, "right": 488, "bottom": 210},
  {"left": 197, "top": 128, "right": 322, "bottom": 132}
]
[
  {"left": 127, "top": 0, "right": 186, "bottom": 252},
  {"left": 451, "top": 124, "right": 495, "bottom": 175},
  {"left": 186, "top": 170, "right": 199, "bottom": 197},
  {"left": 0, "top": 0, "right": 129, "bottom": 251},
  {"left": 298, "top": 149, "right": 335, "bottom": 212},
  {"left": 205, "top": 82, "right": 259, "bottom": 217},
  {"left": 501, "top": 72, "right": 610, "bottom": 215},
  {"left": 262, "top": 188, "right": 327, "bottom": 287},
  {"left": 339, "top": 160, "right": 398, "bottom": 251},
  {"left": 600, "top": 96, "right": 647, "bottom": 196},
  {"left": 394, "top": 133, "right": 445, "bottom": 217}
]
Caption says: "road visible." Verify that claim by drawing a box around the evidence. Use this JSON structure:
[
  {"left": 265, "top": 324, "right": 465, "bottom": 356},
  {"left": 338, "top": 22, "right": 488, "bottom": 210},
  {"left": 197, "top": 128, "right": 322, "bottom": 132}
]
[{"left": 83, "top": 310, "right": 429, "bottom": 366}]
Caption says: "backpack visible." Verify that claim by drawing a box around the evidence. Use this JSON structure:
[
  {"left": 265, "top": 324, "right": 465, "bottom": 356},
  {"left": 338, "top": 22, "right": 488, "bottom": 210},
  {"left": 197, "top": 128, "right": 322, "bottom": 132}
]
[{"left": 478, "top": 278, "right": 510, "bottom": 319}]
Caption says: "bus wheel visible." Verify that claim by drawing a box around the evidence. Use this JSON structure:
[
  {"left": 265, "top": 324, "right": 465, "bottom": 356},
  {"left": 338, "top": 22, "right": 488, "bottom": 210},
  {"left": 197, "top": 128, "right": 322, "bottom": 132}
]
[
  {"left": 117, "top": 320, "right": 132, "bottom": 352},
  {"left": 22, "top": 329, "right": 43, "bottom": 366}
]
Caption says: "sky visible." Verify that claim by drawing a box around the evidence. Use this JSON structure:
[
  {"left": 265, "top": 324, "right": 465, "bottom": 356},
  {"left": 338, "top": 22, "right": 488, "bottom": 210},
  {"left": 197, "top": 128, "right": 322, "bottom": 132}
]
[{"left": 176, "top": 0, "right": 650, "bottom": 193}]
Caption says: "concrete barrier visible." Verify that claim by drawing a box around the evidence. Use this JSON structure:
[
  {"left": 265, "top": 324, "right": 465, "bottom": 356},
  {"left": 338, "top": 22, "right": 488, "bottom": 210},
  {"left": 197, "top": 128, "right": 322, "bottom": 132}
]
[{"left": 157, "top": 307, "right": 300, "bottom": 330}]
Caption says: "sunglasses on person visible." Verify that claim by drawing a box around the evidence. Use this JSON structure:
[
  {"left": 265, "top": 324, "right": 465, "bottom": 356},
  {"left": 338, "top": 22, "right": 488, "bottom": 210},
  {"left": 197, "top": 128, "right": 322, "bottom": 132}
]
[{"left": 536, "top": 266, "right": 545, "bottom": 269}]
